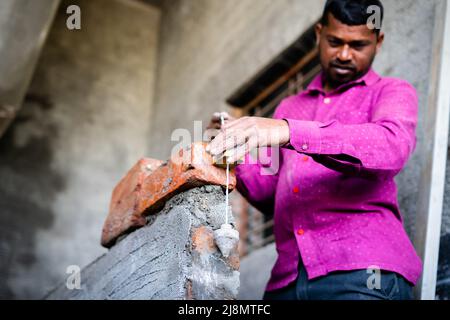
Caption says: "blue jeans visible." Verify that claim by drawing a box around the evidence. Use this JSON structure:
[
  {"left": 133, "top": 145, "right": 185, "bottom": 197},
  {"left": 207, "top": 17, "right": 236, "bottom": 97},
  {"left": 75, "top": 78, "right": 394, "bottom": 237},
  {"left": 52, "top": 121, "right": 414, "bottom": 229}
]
[{"left": 263, "top": 257, "right": 414, "bottom": 300}]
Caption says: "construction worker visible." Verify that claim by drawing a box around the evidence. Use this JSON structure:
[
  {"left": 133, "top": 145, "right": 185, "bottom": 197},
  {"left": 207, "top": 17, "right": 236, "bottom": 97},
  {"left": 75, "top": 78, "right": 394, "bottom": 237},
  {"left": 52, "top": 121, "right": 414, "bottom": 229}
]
[{"left": 207, "top": 0, "right": 422, "bottom": 300}]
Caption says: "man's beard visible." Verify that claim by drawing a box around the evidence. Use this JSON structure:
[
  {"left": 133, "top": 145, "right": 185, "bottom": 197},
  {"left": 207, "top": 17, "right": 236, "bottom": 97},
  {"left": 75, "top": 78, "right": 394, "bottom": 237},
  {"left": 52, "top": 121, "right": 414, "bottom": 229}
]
[{"left": 323, "top": 55, "right": 375, "bottom": 89}]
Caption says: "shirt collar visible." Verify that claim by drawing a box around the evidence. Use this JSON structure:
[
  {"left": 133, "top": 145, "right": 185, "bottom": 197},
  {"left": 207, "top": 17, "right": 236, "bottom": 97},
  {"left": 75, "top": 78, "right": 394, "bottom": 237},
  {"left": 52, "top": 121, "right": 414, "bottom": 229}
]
[{"left": 306, "top": 68, "right": 381, "bottom": 95}]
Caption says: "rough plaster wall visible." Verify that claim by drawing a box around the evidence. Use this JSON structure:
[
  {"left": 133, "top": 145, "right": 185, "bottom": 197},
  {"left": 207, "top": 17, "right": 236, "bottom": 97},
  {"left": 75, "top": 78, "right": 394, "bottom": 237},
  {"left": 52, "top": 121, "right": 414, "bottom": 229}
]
[
  {"left": 238, "top": 243, "right": 276, "bottom": 300},
  {"left": 149, "top": 0, "right": 327, "bottom": 159},
  {"left": 46, "top": 186, "right": 239, "bottom": 300},
  {"left": 372, "top": 0, "right": 437, "bottom": 238},
  {"left": 0, "top": 0, "right": 59, "bottom": 138},
  {"left": 178, "top": 186, "right": 239, "bottom": 300},
  {"left": 0, "top": 0, "right": 160, "bottom": 299}
]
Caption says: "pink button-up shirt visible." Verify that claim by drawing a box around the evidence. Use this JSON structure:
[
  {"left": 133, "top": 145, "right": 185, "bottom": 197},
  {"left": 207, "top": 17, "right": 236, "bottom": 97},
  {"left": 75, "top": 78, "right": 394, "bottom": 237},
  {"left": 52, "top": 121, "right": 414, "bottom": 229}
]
[{"left": 235, "top": 68, "right": 423, "bottom": 292}]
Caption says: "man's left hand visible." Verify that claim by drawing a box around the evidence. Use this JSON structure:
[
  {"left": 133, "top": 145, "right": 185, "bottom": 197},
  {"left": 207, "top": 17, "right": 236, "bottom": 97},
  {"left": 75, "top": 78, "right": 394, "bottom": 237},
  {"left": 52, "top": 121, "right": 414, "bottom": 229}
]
[{"left": 206, "top": 117, "right": 290, "bottom": 163}]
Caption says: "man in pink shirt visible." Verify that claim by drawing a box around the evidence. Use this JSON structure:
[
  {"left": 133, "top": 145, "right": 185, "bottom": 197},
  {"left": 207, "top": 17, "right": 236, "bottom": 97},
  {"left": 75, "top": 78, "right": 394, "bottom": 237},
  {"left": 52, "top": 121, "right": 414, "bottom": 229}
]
[{"left": 207, "top": 0, "right": 422, "bottom": 300}]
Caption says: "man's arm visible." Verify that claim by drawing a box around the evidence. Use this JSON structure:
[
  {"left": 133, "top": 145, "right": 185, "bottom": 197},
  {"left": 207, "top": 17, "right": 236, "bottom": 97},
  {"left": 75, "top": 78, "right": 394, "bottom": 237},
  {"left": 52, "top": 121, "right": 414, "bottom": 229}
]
[
  {"left": 283, "top": 80, "right": 418, "bottom": 180},
  {"left": 234, "top": 148, "right": 280, "bottom": 216},
  {"left": 206, "top": 112, "right": 280, "bottom": 216},
  {"left": 208, "top": 80, "right": 417, "bottom": 181}
]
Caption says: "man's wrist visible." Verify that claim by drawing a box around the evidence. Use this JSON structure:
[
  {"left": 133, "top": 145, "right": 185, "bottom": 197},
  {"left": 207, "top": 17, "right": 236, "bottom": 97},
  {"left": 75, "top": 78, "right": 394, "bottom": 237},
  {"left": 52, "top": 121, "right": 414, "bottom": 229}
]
[{"left": 277, "top": 119, "right": 290, "bottom": 147}]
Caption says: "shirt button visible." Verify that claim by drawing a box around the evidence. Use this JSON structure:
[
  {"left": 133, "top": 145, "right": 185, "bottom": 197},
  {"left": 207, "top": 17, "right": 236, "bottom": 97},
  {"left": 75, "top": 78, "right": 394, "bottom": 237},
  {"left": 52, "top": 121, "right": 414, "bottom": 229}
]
[
  {"left": 293, "top": 186, "right": 300, "bottom": 194},
  {"left": 324, "top": 97, "right": 331, "bottom": 104},
  {"left": 297, "top": 228, "right": 305, "bottom": 236}
]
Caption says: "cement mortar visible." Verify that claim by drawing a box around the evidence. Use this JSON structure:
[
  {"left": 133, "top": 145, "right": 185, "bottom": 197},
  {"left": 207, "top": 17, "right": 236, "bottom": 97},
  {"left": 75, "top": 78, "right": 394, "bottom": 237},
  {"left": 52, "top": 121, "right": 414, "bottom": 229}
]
[{"left": 45, "top": 186, "right": 240, "bottom": 300}]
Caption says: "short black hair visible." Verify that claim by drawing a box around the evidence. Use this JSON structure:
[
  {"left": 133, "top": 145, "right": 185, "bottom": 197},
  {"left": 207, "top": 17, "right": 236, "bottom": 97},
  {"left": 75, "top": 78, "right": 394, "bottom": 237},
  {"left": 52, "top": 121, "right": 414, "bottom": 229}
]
[{"left": 320, "top": 0, "right": 384, "bottom": 35}]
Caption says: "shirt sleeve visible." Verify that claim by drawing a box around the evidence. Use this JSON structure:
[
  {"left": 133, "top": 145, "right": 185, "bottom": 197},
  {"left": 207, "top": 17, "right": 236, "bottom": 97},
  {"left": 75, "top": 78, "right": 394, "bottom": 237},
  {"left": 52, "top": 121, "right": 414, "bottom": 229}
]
[
  {"left": 283, "top": 80, "right": 418, "bottom": 180},
  {"left": 235, "top": 147, "right": 281, "bottom": 216}
]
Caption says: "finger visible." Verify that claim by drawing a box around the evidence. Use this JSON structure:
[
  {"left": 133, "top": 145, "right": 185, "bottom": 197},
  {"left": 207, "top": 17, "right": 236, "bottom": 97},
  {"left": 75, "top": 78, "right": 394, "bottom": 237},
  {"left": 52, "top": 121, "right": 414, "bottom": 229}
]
[
  {"left": 227, "top": 135, "right": 258, "bottom": 163},
  {"left": 223, "top": 116, "right": 253, "bottom": 131},
  {"left": 208, "top": 130, "right": 241, "bottom": 156},
  {"left": 223, "top": 130, "right": 247, "bottom": 153},
  {"left": 204, "top": 127, "right": 221, "bottom": 141},
  {"left": 226, "top": 144, "right": 248, "bottom": 164},
  {"left": 207, "top": 130, "right": 226, "bottom": 153},
  {"left": 222, "top": 117, "right": 244, "bottom": 129},
  {"left": 217, "top": 126, "right": 251, "bottom": 156}
]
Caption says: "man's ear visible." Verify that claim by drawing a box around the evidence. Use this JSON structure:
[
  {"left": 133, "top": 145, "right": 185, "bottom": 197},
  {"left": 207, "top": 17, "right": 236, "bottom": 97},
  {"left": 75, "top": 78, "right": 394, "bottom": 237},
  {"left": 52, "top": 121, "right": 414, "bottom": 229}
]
[
  {"left": 376, "top": 31, "right": 384, "bottom": 54},
  {"left": 315, "top": 23, "right": 323, "bottom": 46}
]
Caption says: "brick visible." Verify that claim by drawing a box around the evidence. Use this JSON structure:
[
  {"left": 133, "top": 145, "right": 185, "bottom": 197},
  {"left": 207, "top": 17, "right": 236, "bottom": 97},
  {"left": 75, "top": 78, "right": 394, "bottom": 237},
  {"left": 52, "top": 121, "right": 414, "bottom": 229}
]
[
  {"left": 185, "top": 279, "right": 193, "bottom": 300},
  {"left": 191, "top": 226, "right": 216, "bottom": 254},
  {"left": 101, "top": 142, "right": 236, "bottom": 248},
  {"left": 227, "top": 251, "right": 240, "bottom": 271}
]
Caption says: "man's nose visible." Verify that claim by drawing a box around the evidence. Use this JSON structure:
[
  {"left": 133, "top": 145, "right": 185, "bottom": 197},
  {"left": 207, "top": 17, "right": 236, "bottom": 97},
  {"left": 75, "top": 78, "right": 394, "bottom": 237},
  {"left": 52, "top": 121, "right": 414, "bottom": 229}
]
[{"left": 337, "top": 44, "right": 352, "bottom": 62}]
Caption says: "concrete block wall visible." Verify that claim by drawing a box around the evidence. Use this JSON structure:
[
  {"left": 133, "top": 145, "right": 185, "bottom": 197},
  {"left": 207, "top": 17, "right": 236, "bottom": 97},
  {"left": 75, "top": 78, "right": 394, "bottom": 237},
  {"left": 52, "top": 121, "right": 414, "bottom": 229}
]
[
  {"left": 100, "top": 143, "right": 236, "bottom": 248},
  {"left": 46, "top": 186, "right": 239, "bottom": 300},
  {"left": 47, "top": 144, "right": 239, "bottom": 300}
]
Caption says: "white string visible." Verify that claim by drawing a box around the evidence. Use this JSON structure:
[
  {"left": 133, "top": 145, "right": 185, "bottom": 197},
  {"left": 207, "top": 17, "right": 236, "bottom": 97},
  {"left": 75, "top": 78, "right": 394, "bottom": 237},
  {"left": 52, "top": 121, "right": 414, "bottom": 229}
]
[
  {"left": 225, "top": 157, "right": 229, "bottom": 225},
  {"left": 220, "top": 114, "right": 229, "bottom": 225}
]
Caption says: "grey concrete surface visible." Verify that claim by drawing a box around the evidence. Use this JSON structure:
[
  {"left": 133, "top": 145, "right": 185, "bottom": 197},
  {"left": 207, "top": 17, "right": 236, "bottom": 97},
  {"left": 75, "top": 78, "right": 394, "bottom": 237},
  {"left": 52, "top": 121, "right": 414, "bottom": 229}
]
[
  {"left": 238, "top": 243, "right": 277, "bottom": 300},
  {"left": 373, "top": 0, "right": 438, "bottom": 238},
  {"left": 149, "top": 0, "right": 327, "bottom": 160},
  {"left": 0, "top": 0, "right": 160, "bottom": 299},
  {"left": 0, "top": 0, "right": 60, "bottom": 138},
  {"left": 46, "top": 205, "right": 192, "bottom": 299},
  {"left": 46, "top": 186, "right": 239, "bottom": 300}
]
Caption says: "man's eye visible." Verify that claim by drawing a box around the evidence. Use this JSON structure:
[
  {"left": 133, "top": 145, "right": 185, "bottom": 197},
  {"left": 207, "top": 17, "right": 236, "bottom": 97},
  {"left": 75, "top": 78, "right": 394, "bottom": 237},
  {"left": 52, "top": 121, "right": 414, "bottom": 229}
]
[
  {"left": 328, "top": 40, "right": 340, "bottom": 47},
  {"left": 351, "top": 43, "right": 367, "bottom": 50}
]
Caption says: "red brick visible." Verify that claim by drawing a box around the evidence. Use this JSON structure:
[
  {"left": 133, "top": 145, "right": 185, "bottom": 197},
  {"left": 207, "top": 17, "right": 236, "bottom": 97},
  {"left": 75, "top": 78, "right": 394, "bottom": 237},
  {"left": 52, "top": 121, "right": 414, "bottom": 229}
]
[
  {"left": 226, "top": 249, "right": 240, "bottom": 271},
  {"left": 191, "top": 226, "right": 216, "bottom": 254},
  {"left": 101, "top": 142, "right": 236, "bottom": 248}
]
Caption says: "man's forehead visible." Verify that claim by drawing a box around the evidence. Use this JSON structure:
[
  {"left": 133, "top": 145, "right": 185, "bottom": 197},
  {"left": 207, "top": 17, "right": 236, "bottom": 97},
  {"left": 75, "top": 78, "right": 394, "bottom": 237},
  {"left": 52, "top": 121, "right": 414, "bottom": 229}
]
[{"left": 322, "top": 13, "right": 376, "bottom": 40}]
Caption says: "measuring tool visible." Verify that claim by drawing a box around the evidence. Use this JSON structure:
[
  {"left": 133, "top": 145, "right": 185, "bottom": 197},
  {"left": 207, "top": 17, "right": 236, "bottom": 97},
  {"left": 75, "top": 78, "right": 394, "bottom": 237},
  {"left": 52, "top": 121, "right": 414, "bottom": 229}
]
[{"left": 212, "top": 113, "right": 239, "bottom": 258}]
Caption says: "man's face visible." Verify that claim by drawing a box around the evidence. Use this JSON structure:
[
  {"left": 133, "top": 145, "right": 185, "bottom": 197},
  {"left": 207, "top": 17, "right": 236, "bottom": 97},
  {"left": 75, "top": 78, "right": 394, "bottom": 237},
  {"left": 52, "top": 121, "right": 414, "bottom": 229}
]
[{"left": 315, "top": 13, "right": 384, "bottom": 89}]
